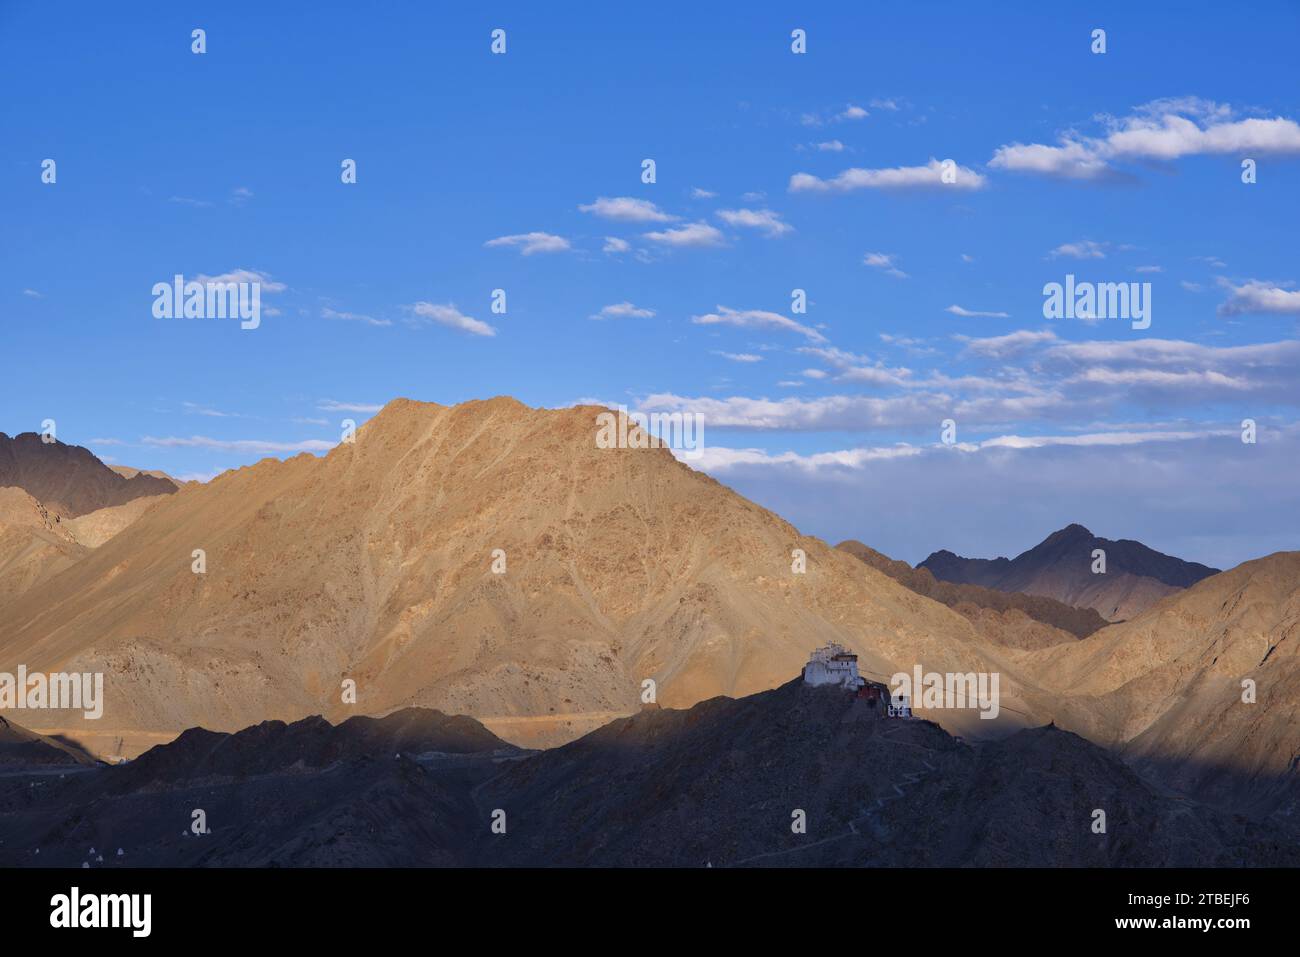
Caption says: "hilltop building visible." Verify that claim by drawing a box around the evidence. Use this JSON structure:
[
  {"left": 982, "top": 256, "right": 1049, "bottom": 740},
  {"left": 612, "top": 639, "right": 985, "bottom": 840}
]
[
  {"left": 802, "top": 643, "right": 910, "bottom": 718},
  {"left": 802, "top": 643, "right": 865, "bottom": 690}
]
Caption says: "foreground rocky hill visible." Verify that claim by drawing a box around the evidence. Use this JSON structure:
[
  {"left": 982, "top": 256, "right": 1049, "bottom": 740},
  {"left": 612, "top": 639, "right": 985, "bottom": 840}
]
[{"left": 1, "top": 689, "right": 1291, "bottom": 868}]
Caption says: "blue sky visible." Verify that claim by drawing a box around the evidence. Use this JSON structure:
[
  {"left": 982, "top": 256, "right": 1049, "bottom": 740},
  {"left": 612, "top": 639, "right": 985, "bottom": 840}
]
[{"left": 3, "top": 1, "right": 1298, "bottom": 568}]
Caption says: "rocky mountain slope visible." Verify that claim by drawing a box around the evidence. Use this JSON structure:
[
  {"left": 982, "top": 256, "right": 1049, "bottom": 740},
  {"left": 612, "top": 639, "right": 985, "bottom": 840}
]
[
  {"left": 1019, "top": 551, "right": 1300, "bottom": 819},
  {"left": 920, "top": 523, "right": 1220, "bottom": 621}
]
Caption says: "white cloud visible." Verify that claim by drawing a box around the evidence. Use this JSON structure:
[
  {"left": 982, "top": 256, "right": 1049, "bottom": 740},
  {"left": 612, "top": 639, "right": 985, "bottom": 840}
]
[
  {"left": 602, "top": 236, "right": 631, "bottom": 254},
  {"left": 141, "top": 435, "right": 335, "bottom": 454},
  {"left": 578, "top": 196, "right": 677, "bottom": 222},
  {"left": 322, "top": 306, "right": 392, "bottom": 327},
  {"left": 182, "top": 402, "right": 243, "bottom": 418},
  {"left": 839, "top": 105, "right": 869, "bottom": 121},
  {"left": 643, "top": 222, "right": 726, "bottom": 248},
  {"left": 946, "top": 304, "right": 1010, "bottom": 318},
  {"left": 194, "top": 268, "right": 287, "bottom": 292},
  {"left": 863, "top": 252, "right": 908, "bottom": 279},
  {"left": 405, "top": 302, "right": 496, "bottom": 337},
  {"left": 991, "top": 98, "right": 1300, "bottom": 180},
  {"left": 1216, "top": 279, "right": 1300, "bottom": 317},
  {"left": 22, "top": 288, "right": 43, "bottom": 298},
  {"left": 814, "top": 140, "right": 845, "bottom": 152},
  {"left": 715, "top": 208, "right": 793, "bottom": 237},
  {"left": 483, "top": 232, "right": 571, "bottom": 255},
  {"left": 317, "top": 399, "right": 382, "bottom": 413},
  {"left": 714, "top": 351, "right": 763, "bottom": 363},
  {"left": 958, "top": 329, "right": 1058, "bottom": 358},
  {"left": 690, "top": 187, "right": 717, "bottom": 199},
  {"left": 691, "top": 305, "right": 825, "bottom": 342},
  {"left": 1135, "top": 265, "right": 1163, "bottom": 274},
  {"left": 1049, "top": 240, "right": 1108, "bottom": 260},
  {"left": 590, "top": 301, "right": 655, "bottom": 320},
  {"left": 790, "top": 158, "right": 988, "bottom": 192}
]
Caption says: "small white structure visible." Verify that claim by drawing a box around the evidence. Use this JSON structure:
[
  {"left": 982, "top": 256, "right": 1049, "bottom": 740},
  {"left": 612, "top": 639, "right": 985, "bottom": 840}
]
[
  {"left": 887, "top": 693, "right": 913, "bottom": 719},
  {"left": 803, "top": 643, "right": 866, "bottom": 691}
]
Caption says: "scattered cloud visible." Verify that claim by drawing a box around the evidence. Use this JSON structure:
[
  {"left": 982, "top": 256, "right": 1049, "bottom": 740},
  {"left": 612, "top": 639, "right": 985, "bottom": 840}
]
[
  {"left": 194, "top": 268, "right": 287, "bottom": 293},
  {"left": 317, "top": 399, "right": 382, "bottom": 413},
  {"left": 1216, "top": 279, "right": 1300, "bottom": 317},
  {"left": 863, "top": 252, "right": 908, "bottom": 278},
  {"left": 643, "top": 222, "right": 726, "bottom": 248},
  {"left": 1049, "top": 240, "right": 1109, "bottom": 260},
  {"left": 578, "top": 196, "right": 677, "bottom": 222},
  {"left": 715, "top": 208, "right": 793, "bottom": 237},
  {"left": 946, "top": 304, "right": 1010, "bottom": 318},
  {"left": 322, "top": 306, "right": 392, "bottom": 327},
  {"left": 484, "top": 232, "right": 571, "bottom": 255},
  {"left": 141, "top": 435, "right": 335, "bottom": 454},
  {"left": 590, "top": 301, "right": 655, "bottom": 320},
  {"left": 957, "top": 329, "right": 1059, "bottom": 358},
  {"left": 691, "top": 305, "right": 826, "bottom": 342},
  {"left": 790, "top": 158, "right": 988, "bottom": 192},
  {"left": 990, "top": 97, "right": 1300, "bottom": 180},
  {"left": 405, "top": 301, "right": 496, "bottom": 336}
]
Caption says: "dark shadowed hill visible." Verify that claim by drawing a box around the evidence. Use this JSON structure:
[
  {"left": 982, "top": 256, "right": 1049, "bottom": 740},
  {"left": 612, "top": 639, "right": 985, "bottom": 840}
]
[
  {"left": 0, "top": 708, "right": 521, "bottom": 867},
  {"left": 2, "top": 687, "right": 1291, "bottom": 868},
  {"left": 0, "top": 432, "right": 176, "bottom": 518},
  {"left": 838, "top": 539, "right": 1107, "bottom": 646},
  {"left": 919, "top": 524, "right": 1220, "bottom": 621},
  {"left": 473, "top": 679, "right": 1295, "bottom": 867},
  {"left": 0, "top": 715, "right": 99, "bottom": 768}
]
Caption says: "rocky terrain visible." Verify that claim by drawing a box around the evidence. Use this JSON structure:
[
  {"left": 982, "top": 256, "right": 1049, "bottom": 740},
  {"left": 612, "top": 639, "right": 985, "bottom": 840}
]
[{"left": 0, "top": 687, "right": 1292, "bottom": 868}]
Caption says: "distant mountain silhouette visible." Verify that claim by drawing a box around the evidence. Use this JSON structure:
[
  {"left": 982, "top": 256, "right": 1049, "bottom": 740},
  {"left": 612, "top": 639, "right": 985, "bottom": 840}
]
[
  {"left": 0, "top": 432, "right": 175, "bottom": 518},
  {"left": 919, "top": 524, "right": 1220, "bottom": 621}
]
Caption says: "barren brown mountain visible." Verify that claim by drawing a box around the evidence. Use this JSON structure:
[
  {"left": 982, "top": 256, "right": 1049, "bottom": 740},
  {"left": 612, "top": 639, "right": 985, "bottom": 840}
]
[
  {"left": 919, "top": 523, "right": 1220, "bottom": 621},
  {"left": 1020, "top": 551, "right": 1300, "bottom": 817},
  {"left": 0, "top": 398, "right": 1054, "bottom": 757},
  {"left": 0, "top": 432, "right": 176, "bottom": 517},
  {"left": 837, "top": 539, "right": 1106, "bottom": 649},
  {"left": 0, "top": 487, "right": 88, "bottom": 605}
]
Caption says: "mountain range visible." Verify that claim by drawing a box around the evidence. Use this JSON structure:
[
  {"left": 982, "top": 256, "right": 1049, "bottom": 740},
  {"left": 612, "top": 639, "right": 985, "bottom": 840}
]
[{"left": 0, "top": 396, "right": 1295, "bottom": 839}]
